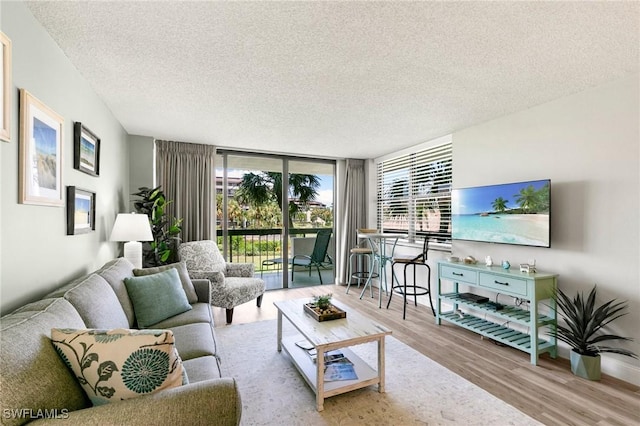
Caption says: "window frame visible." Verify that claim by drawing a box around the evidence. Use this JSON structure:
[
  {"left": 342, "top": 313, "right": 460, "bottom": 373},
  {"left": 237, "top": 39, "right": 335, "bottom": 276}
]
[{"left": 376, "top": 137, "right": 452, "bottom": 249}]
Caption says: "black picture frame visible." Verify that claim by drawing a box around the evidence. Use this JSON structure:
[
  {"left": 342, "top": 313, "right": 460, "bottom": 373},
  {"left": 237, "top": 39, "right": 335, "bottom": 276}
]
[
  {"left": 73, "top": 122, "right": 100, "bottom": 176},
  {"left": 66, "top": 186, "right": 96, "bottom": 235}
]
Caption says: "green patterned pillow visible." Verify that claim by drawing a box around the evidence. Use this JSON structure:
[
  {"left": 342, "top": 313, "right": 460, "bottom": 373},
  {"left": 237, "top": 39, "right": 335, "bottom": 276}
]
[
  {"left": 51, "top": 328, "right": 187, "bottom": 406},
  {"left": 124, "top": 268, "right": 192, "bottom": 327}
]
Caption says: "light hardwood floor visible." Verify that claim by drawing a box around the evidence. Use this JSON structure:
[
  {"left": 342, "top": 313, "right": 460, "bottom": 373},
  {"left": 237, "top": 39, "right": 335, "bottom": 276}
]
[{"left": 213, "top": 285, "right": 640, "bottom": 426}]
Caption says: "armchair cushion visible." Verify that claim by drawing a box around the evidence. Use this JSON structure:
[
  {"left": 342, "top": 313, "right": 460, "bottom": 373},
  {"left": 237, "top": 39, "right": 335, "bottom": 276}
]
[
  {"left": 50, "top": 328, "right": 187, "bottom": 406},
  {"left": 179, "top": 241, "right": 226, "bottom": 274},
  {"left": 225, "top": 262, "right": 255, "bottom": 277},
  {"left": 124, "top": 269, "right": 192, "bottom": 328}
]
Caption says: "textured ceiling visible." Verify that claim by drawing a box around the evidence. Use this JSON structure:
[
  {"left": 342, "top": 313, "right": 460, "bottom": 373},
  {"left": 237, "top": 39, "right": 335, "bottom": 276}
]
[{"left": 26, "top": 1, "right": 639, "bottom": 159}]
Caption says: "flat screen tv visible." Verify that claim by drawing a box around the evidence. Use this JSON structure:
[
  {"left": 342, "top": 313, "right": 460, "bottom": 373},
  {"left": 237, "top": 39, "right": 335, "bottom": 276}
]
[{"left": 451, "top": 179, "right": 551, "bottom": 247}]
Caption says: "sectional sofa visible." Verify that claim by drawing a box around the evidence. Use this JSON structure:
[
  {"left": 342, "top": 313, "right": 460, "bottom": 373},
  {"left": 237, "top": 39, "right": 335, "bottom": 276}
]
[{"left": 0, "top": 258, "right": 241, "bottom": 425}]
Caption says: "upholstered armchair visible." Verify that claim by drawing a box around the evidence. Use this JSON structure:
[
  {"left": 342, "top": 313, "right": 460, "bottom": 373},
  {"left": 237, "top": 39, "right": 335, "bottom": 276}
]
[{"left": 178, "top": 240, "right": 266, "bottom": 324}]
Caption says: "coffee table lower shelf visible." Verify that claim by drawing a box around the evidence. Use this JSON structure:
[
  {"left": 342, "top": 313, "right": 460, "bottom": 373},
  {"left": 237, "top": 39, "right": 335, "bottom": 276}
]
[{"left": 281, "top": 335, "right": 380, "bottom": 402}]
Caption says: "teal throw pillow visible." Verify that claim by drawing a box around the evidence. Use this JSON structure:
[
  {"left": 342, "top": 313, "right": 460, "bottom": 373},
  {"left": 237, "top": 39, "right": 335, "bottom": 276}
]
[
  {"left": 124, "top": 268, "right": 192, "bottom": 328},
  {"left": 133, "top": 262, "right": 198, "bottom": 304}
]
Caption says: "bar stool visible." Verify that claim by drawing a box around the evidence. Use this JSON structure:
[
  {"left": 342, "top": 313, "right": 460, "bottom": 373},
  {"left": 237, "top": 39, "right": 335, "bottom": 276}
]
[
  {"left": 346, "top": 229, "right": 378, "bottom": 295},
  {"left": 387, "top": 236, "right": 435, "bottom": 319}
]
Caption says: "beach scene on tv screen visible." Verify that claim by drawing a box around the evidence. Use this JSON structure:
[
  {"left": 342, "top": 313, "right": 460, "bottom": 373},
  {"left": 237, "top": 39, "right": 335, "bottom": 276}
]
[{"left": 452, "top": 180, "right": 550, "bottom": 247}]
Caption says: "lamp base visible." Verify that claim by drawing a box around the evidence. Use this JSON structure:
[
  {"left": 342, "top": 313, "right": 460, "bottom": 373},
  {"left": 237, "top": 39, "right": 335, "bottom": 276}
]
[{"left": 123, "top": 241, "right": 143, "bottom": 269}]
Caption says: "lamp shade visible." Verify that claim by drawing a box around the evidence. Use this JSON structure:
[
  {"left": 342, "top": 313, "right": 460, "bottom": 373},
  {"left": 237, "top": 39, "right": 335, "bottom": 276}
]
[{"left": 109, "top": 213, "right": 153, "bottom": 242}]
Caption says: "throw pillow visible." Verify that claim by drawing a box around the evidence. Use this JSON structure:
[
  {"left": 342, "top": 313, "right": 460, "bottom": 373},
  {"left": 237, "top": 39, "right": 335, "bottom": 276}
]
[
  {"left": 132, "top": 262, "right": 198, "bottom": 304},
  {"left": 50, "top": 328, "right": 187, "bottom": 406},
  {"left": 124, "top": 268, "right": 192, "bottom": 328}
]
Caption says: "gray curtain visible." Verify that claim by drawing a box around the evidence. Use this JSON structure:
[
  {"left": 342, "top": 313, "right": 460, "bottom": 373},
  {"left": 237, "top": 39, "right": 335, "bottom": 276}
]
[
  {"left": 338, "top": 159, "right": 367, "bottom": 285},
  {"left": 156, "top": 140, "right": 215, "bottom": 243}
]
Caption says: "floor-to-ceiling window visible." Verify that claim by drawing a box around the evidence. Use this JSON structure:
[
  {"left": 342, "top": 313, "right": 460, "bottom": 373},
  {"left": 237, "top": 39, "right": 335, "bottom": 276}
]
[{"left": 216, "top": 151, "right": 335, "bottom": 289}]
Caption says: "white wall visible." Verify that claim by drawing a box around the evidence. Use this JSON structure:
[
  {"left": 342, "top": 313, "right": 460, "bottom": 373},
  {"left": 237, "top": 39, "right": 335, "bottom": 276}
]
[
  {"left": 374, "top": 74, "right": 639, "bottom": 384},
  {"left": 0, "top": 2, "right": 129, "bottom": 313},
  {"left": 128, "top": 134, "right": 155, "bottom": 211},
  {"left": 453, "top": 74, "right": 639, "bottom": 383}
]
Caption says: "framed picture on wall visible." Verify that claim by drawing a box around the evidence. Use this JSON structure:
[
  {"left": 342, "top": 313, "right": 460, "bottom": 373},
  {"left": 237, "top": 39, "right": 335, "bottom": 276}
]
[
  {"left": 1, "top": 31, "right": 12, "bottom": 142},
  {"left": 73, "top": 122, "right": 100, "bottom": 176},
  {"left": 66, "top": 186, "right": 96, "bottom": 235},
  {"left": 19, "top": 89, "right": 64, "bottom": 206}
]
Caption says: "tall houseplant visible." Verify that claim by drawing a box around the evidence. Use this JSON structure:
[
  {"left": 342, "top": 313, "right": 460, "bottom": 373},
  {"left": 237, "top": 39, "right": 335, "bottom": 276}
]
[
  {"left": 550, "top": 285, "right": 637, "bottom": 380},
  {"left": 132, "top": 186, "right": 182, "bottom": 267}
]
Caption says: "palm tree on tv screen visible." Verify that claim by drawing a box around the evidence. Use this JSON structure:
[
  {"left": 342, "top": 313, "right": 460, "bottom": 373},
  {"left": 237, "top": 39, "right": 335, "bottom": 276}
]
[{"left": 492, "top": 197, "right": 508, "bottom": 213}]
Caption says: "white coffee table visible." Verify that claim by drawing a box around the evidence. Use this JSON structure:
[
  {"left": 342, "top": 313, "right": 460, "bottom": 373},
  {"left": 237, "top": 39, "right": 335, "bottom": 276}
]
[{"left": 274, "top": 298, "right": 392, "bottom": 411}]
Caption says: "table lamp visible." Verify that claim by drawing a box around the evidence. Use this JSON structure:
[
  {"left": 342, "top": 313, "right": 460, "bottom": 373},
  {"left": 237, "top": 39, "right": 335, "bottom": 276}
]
[{"left": 109, "top": 213, "right": 153, "bottom": 268}]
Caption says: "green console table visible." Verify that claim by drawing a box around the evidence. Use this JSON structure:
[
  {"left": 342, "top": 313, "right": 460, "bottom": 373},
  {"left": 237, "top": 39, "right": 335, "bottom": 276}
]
[{"left": 436, "top": 260, "right": 558, "bottom": 365}]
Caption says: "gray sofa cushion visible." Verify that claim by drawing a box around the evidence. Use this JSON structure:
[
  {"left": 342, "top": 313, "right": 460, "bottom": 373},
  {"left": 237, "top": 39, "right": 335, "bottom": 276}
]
[
  {"left": 181, "top": 356, "right": 222, "bottom": 381},
  {"left": 0, "top": 299, "right": 89, "bottom": 426},
  {"left": 149, "top": 303, "right": 213, "bottom": 329},
  {"left": 170, "top": 322, "right": 218, "bottom": 360},
  {"left": 61, "top": 274, "right": 129, "bottom": 329},
  {"left": 133, "top": 261, "right": 198, "bottom": 304},
  {"left": 95, "top": 258, "right": 136, "bottom": 327}
]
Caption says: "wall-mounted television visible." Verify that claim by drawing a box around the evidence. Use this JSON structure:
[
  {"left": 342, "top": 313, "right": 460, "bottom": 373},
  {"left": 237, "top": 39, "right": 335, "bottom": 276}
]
[{"left": 451, "top": 179, "right": 551, "bottom": 248}]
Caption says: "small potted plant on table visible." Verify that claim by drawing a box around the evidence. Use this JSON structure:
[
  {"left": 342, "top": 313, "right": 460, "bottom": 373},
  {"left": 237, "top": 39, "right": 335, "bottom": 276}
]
[
  {"left": 551, "top": 285, "right": 637, "bottom": 380},
  {"left": 304, "top": 294, "right": 346, "bottom": 322}
]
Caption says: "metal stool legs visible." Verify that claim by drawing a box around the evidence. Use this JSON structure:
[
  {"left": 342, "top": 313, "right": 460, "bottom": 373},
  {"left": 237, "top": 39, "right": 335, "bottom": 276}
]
[
  {"left": 346, "top": 250, "right": 377, "bottom": 295},
  {"left": 387, "top": 261, "right": 434, "bottom": 319}
]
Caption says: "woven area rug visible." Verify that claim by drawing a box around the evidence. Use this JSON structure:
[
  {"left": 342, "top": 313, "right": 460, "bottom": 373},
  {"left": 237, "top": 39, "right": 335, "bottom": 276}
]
[{"left": 216, "top": 319, "right": 541, "bottom": 425}]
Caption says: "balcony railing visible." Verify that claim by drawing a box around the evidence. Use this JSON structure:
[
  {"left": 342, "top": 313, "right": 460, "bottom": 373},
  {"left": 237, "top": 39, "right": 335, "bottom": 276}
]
[{"left": 215, "top": 227, "right": 331, "bottom": 273}]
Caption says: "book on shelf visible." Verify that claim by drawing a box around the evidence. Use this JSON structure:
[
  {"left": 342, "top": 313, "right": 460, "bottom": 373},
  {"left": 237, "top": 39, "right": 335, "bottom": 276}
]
[
  {"left": 324, "top": 361, "right": 358, "bottom": 381},
  {"left": 322, "top": 350, "right": 358, "bottom": 381}
]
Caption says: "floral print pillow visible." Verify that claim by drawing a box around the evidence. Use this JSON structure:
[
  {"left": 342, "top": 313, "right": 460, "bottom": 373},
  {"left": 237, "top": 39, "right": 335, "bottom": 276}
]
[{"left": 51, "top": 328, "right": 186, "bottom": 406}]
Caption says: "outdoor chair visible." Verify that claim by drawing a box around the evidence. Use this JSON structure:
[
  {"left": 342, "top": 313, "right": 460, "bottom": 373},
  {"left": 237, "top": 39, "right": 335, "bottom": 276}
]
[
  {"left": 262, "top": 229, "right": 332, "bottom": 284},
  {"left": 178, "top": 240, "right": 266, "bottom": 324}
]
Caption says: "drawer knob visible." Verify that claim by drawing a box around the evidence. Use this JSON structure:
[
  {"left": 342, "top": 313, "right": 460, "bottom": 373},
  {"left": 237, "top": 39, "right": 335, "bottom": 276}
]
[
  {"left": 453, "top": 272, "right": 464, "bottom": 277},
  {"left": 494, "top": 280, "right": 509, "bottom": 286}
]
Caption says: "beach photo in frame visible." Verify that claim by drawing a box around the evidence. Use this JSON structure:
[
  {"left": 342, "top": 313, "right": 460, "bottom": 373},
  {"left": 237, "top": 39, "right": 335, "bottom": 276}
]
[
  {"left": 1, "top": 31, "right": 12, "bottom": 142},
  {"left": 66, "top": 186, "right": 96, "bottom": 235},
  {"left": 19, "top": 89, "right": 64, "bottom": 206},
  {"left": 74, "top": 122, "right": 100, "bottom": 176}
]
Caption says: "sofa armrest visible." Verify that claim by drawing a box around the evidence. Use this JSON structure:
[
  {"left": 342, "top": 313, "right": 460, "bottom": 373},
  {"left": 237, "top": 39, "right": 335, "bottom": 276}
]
[
  {"left": 189, "top": 270, "right": 225, "bottom": 287},
  {"left": 225, "top": 263, "right": 254, "bottom": 277},
  {"left": 33, "top": 379, "right": 241, "bottom": 426},
  {"left": 191, "top": 279, "right": 211, "bottom": 304}
]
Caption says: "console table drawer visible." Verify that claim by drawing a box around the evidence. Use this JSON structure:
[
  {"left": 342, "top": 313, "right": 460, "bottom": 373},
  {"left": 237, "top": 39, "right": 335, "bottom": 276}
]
[
  {"left": 479, "top": 273, "right": 527, "bottom": 297},
  {"left": 440, "top": 265, "right": 478, "bottom": 284}
]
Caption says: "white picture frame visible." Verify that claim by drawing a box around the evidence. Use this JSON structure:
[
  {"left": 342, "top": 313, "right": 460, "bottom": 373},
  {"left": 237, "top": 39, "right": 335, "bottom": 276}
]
[
  {"left": 1, "top": 31, "right": 12, "bottom": 142},
  {"left": 19, "top": 89, "right": 64, "bottom": 206}
]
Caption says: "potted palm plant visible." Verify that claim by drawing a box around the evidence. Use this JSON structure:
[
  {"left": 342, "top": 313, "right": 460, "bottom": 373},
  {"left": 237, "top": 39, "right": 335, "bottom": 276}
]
[
  {"left": 551, "top": 285, "right": 637, "bottom": 380},
  {"left": 132, "top": 186, "right": 182, "bottom": 267}
]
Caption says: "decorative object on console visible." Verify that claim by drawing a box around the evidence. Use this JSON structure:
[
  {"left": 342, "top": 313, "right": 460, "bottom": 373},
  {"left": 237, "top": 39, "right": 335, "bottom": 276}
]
[
  {"left": 1, "top": 31, "right": 11, "bottom": 142},
  {"left": 501, "top": 260, "right": 510, "bottom": 270},
  {"left": 485, "top": 256, "right": 493, "bottom": 266},
  {"left": 132, "top": 186, "right": 183, "bottom": 267},
  {"left": 110, "top": 212, "right": 154, "bottom": 269},
  {"left": 19, "top": 89, "right": 64, "bottom": 206},
  {"left": 463, "top": 255, "right": 477, "bottom": 264},
  {"left": 73, "top": 122, "right": 100, "bottom": 176},
  {"left": 66, "top": 186, "right": 96, "bottom": 235},
  {"left": 550, "top": 284, "right": 637, "bottom": 381}
]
